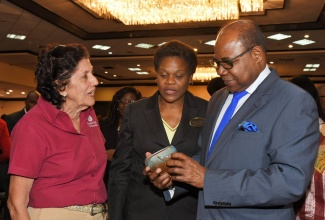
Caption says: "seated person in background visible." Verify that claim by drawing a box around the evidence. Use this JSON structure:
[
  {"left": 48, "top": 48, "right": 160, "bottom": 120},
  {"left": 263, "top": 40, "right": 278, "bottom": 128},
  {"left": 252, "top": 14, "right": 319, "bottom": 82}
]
[{"left": 8, "top": 43, "right": 107, "bottom": 220}]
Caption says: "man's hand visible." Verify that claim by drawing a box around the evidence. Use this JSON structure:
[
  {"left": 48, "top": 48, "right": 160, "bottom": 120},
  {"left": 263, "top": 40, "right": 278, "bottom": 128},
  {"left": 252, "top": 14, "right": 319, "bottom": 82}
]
[
  {"left": 167, "top": 152, "right": 206, "bottom": 188},
  {"left": 143, "top": 152, "right": 173, "bottom": 189}
]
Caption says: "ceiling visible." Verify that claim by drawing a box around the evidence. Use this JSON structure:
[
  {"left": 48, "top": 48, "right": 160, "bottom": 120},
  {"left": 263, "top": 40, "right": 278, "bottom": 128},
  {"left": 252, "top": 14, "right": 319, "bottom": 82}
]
[{"left": 1, "top": 0, "right": 325, "bottom": 99}]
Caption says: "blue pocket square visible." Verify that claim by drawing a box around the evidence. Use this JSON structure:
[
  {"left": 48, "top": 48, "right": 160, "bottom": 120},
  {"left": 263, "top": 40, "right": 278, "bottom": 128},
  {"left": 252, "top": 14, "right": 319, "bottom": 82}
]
[{"left": 238, "top": 121, "right": 259, "bottom": 132}]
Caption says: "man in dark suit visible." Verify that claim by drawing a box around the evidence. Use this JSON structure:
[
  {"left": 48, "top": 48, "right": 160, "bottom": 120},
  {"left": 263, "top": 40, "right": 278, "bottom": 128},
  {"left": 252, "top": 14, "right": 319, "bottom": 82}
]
[
  {"left": 4, "top": 90, "right": 39, "bottom": 134},
  {"left": 147, "top": 20, "right": 319, "bottom": 220}
]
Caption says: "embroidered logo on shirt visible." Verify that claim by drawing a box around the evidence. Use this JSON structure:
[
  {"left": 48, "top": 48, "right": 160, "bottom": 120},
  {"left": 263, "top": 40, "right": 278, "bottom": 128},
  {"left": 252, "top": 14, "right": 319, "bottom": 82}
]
[{"left": 87, "top": 115, "right": 98, "bottom": 127}]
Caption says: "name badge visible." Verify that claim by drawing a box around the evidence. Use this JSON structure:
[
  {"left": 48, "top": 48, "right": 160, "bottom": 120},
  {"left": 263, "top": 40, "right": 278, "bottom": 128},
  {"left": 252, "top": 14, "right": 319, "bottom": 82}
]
[{"left": 189, "top": 117, "right": 205, "bottom": 127}]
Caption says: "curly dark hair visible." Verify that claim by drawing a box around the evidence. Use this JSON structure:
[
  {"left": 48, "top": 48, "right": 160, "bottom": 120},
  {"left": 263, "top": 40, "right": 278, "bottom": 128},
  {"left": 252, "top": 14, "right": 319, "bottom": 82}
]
[
  {"left": 35, "top": 43, "right": 90, "bottom": 109},
  {"left": 107, "top": 86, "right": 142, "bottom": 125},
  {"left": 153, "top": 40, "right": 197, "bottom": 75}
]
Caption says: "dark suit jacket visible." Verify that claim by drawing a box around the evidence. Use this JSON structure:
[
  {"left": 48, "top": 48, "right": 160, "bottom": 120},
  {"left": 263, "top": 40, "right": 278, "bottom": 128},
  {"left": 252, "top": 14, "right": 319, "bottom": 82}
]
[
  {"left": 3, "top": 109, "right": 25, "bottom": 134},
  {"left": 108, "top": 91, "right": 208, "bottom": 220},
  {"left": 99, "top": 118, "right": 118, "bottom": 188},
  {"left": 99, "top": 118, "right": 119, "bottom": 151},
  {"left": 195, "top": 69, "right": 319, "bottom": 219}
]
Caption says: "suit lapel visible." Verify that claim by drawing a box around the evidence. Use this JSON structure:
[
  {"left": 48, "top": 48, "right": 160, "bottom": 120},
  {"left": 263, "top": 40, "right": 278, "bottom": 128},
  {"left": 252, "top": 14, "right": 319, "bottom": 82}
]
[
  {"left": 171, "top": 92, "right": 199, "bottom": 147},
  {"left": 201, "top": 89, "right": 228, "bottom": 163},
  {"left": 205, "top": 70, "right": 279, "bottom": 166}
]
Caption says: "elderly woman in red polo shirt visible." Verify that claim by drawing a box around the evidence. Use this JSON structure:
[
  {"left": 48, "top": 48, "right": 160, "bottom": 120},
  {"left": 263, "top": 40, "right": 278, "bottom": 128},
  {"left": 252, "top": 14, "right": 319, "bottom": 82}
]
[{"left": 7, "top": 44, "right": 107, "bottom": 220}]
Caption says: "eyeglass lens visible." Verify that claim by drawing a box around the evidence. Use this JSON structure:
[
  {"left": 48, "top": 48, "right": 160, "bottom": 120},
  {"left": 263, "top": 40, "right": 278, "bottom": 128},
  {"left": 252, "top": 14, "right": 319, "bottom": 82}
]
[{"left": 209, "top": 46, "right": 254, "bottom": 70}]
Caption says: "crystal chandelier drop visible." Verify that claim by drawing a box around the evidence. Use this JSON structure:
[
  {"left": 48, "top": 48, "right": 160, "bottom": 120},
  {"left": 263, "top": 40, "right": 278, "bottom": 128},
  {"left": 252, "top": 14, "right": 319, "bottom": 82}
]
[{"left": 74, "top": 0, "right": 264, "bottom": 25}]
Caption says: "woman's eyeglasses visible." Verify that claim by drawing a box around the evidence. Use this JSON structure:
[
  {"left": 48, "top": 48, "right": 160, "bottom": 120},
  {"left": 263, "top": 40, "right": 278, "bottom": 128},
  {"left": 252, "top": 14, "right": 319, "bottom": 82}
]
[
  {"left": 118, "top": 99, "right": 135, "bottom": 105},
  {"left": 209, "top": 46, "right": 255, "bottom": 70}
]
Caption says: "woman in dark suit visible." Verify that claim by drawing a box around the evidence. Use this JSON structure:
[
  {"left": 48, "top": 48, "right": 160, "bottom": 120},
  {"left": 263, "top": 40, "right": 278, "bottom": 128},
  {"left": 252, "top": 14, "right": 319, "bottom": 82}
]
[{"left": 108, "top": 40, "right": 208, "bottom": 220}]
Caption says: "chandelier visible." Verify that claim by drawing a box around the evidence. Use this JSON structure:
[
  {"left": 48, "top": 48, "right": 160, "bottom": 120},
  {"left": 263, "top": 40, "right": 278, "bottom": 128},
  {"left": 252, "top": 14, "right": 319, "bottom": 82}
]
[
  {"left": 73, "top": 0, "right": 264, "bottom": 25},
  {"left": 193, "top": 67, "right": 219, "bottom": 82}
]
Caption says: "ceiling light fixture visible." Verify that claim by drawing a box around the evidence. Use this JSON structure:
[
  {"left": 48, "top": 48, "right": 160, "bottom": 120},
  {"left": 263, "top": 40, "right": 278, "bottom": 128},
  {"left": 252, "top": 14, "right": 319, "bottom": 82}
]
[
  {"left": 73, "top": 0, "right": 263, "bottom": 25},
  {"left": 293, "top": 39, "right": 315, "bottom": 46},
  {"left": 92, "top": 45, "right": 111, "bottom": 50},
  {"left": 303, "top": 64, "right": 320, "bottom": 72},
  {"left": 128, "top": 68, "right": 142, "bottom": 71},
  {"left": 205, "top": 40, "right": 216, "bottom": 46},
  {"left": 6, "top": 34, "right": 26, "bottom": 40},
  {"left": 135, "top": 43, "right": 155, "bottom": 49},
  {"left": 267, "top": 33, "right": 291, "bottom": 41},
  {"left": 193, "top": 67, "right": 219, "bottom": 82}
]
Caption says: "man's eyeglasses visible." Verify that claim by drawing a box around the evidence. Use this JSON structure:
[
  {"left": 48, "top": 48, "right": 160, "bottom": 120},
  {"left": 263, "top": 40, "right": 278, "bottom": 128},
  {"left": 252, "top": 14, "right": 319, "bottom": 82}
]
[
  {"left": 209, "top": 46, "right": 255, "bottom": 70},
  {"left": 118, "top": 99, "right": 135, "bottom": 105}
]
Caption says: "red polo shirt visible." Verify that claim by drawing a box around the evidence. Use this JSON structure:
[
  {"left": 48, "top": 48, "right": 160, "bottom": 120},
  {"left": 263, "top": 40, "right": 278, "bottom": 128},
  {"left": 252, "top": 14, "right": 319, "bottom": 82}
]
[{"left": 9, "top": 97, "right": 107, "bottom": 208}]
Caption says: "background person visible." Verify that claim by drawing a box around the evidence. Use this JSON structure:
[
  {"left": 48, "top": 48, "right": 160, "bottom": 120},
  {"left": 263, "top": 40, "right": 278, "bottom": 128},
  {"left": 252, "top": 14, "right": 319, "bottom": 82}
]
[
  {"left": 1, "top": 91, "right": 38, "bottom": 220},
  {"left": 289, "top": 76, "right": 325, "bottom": 219},
  {"left": 147, "top": 20, "right": 319, "bottom": 220},
  {"left": 7, "top": 43, "right": 107, "bottom": 220},
  {"left": 108, "top": 40, "right": 208, "bottom": 220},
  {"left": 289, "top": 76, "right": 325, "bottom": 123},
  {"left": 99, "top": 86, "right": 142, "bottom": 188},
  {"left": 206, "top": 77, "right": 225, "bottom": 96},
  {"left": 0, "top": 119, "right": 10, "bottom": 163},
  {"left": 317, "top": 85, "right": 325, "bottom": 116},
  {"left": 3, "top": 91, "right": 39, "bottom": 134},
  {"left": 0, "top": 118, "right": 10, "bottom": 220}
]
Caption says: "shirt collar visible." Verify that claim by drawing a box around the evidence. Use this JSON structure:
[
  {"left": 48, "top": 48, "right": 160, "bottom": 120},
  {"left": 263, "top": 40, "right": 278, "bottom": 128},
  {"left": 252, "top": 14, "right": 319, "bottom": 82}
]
[
  {"left": 37, "top": 96, "right": 94, "bottom": 134},
  {"left": 245, "top": 64, "right": 271, "bottom": 95}
]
